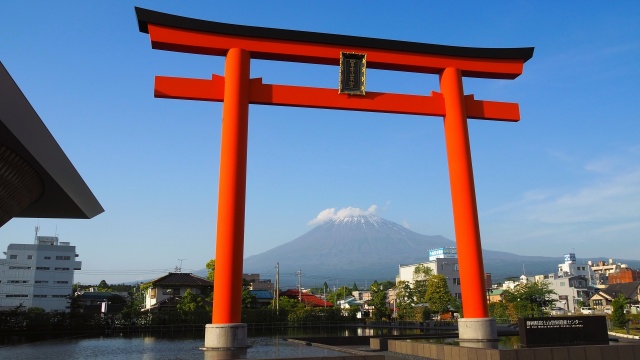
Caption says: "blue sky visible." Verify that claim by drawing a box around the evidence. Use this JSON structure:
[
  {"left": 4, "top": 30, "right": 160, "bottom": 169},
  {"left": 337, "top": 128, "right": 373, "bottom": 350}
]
[{"left": 1, "top": 2, "right": 639, "bottom": 285}]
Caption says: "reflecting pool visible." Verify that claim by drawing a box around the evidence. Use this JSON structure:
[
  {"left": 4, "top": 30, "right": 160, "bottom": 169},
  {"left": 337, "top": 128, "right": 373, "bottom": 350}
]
[{"left": 0, "top": 334, "right": 349, "bottom": 360}]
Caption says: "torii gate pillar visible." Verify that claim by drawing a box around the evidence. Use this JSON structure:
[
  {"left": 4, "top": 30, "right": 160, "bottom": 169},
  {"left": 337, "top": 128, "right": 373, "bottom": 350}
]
[
  {"left": 441, "top": 67, "right": 496, "bottom": 345},
  {"left": 205, "top": 48, "right": 250, "bottom": 349}
]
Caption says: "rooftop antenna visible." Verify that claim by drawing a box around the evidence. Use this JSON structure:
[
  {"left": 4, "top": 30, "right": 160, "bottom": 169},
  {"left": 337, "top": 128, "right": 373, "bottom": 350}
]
[
  {"left": 176, "top": 259, "right": 186, "bottom": 273},
  {"left": 34, "top": 225, "right": 40, "bottom": 244}
]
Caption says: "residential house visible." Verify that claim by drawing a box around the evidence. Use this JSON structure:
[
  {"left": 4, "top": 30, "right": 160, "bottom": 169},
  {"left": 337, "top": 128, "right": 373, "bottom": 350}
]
[
  {"left": 280, "top": 289, "right": 333, "bottom": 308},
  {"left": 589, "top": 281, "right": 640, "bottom": 312},
  {"left": 143, "top": 272, "right": 212, "bottom": 312},
  {"left": 248, "top": 290, "right": 273, "bottom": 308},
  {"left": 545, "top": 274, "right": 594, "bottom": 313},
  {"left": 336, "top": 295, "right": 369, "bottom": 318},
  {"left": 352, "top": 290, "right": 371, "bottom": 302},
  {"left": 74, "top": 290, "right": 126, "bottom": 314},
  {"left": 488, "top": 289, "right": 505, "bottom": 303},
  {"left": 243, "top": 273, "right": 274, "bottom": 291}
]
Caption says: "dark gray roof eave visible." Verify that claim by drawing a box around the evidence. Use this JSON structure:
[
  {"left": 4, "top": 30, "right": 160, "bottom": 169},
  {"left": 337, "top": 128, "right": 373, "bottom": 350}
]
[
  {"left": 135, "top": 7, "right": 534, "bottom": 62},
  {"left": 0, "top": 61, "right": 104, "bottom": 221}
]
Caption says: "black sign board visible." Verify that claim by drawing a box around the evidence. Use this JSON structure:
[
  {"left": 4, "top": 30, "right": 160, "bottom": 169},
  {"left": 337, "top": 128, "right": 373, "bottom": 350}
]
[
  {"left": 518, "top": 316, "right": 609, "bottom": 348},
  {"left": 339, "top": 52, "right": 366, "bottom": 95}
]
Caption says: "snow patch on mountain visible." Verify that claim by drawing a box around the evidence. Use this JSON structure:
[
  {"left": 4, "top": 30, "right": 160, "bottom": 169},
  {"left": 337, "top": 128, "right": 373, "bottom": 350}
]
[{"left": 308, "top": 205, "right": 379, "bottom": 225}]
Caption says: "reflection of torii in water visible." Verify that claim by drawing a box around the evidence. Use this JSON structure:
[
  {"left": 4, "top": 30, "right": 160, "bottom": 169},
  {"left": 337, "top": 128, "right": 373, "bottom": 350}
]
[{"left": 135, "top": 7, "right": 533, "bottom": 349}]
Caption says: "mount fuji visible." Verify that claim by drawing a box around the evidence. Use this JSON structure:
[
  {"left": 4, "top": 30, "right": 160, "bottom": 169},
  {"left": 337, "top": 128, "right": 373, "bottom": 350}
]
[{"left": 242, "top": 214, "right": 563, "bottom": 288}]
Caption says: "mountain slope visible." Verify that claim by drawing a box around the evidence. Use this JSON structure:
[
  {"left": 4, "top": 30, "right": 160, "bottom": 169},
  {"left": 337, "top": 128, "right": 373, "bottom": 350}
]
[
  {"left": 242, "top": 215, "right": 640, "bottom": 287},
  {"left": 244, "top": 215, "right": 452, "bottom": 284}
]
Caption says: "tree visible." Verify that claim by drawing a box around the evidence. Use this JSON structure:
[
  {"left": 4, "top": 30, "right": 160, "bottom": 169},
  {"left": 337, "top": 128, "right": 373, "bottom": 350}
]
[
  {"left": 328, "top": 286, "right": 351, "bottom": 305},
  {"left": 273, "top": 296, "right": 305, "bottom": 311},
  {"left": 352, "top": 282, "right": 359, "bottom": 292},
  {"left": 206, "top": 259, "right": 215, "bottom": 282},
  {"left": 379, "top": 280, "right": 396, "bottom": 291},
  {"left": 424, "top": 274, "right": 453, "bottom": 315},
  {"left": 369, "top": 280, "right": 390, "bottom": 321},
  {"left": 177, "top": 289, "right": 206, "bottom": 323},
  {"left": 501, "top": 281, "right": 556, "bottom": 320},
  {"left": 97, "top": 280, "right": 109, "bottom": 290},
  {"left": 394, "top": 280, "right": 414, "bottom": 320},
  {"left": 412, "top": 264, "right": 433, "bottom": 304},
  {"left": 611, "top": 293, "right": 628, "bottom": 328},
  {"left": 241, "top": 278, "right": 256, "bottom": 308}
]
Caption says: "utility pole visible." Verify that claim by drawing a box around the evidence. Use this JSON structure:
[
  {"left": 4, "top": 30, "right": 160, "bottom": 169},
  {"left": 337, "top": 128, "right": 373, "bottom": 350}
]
[
  {"left": 275, "top": 262, "right": 279, "bottom": 314},
  {"left": 296, "top": 270, "right": 302, "bottom": 301}
]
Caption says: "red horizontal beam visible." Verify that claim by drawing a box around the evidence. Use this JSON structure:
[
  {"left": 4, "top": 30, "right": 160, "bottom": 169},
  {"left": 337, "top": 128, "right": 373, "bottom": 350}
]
[
  {"left": 148, "top": 24, "right": 525, "bottom": 80},
  {"left": 154, "top": 75, "right": 519, "bottom": 122}
]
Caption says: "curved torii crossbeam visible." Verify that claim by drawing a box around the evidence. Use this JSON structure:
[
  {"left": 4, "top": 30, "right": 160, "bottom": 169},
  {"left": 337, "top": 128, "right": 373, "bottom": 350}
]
[{"left": 136, "top": 7, "right": 533, "bottom": 349}]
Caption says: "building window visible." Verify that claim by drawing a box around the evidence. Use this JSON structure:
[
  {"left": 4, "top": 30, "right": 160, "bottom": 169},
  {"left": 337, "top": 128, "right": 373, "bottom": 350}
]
[
  {"left": 9, "top": 266, "right": 31, "bottom": 270},
  {"left": 9, "top": 255, "right": 17, "bottom": 259},
  {"left": 6, "top": 294, "right": 29, "bottom": 298},
  {"left": 51, "top": 295, "right": 67, "bottom": 298},
  {"left": 54, "top": 281, "right": 69, "bottom": 284},
  {"left": 35, "top": 281, "right": 49, "bottom": 284},
  {"left": 560, "top": 281, "right": 566, "bottom": 286},
  {"left": 55, "top": 256, "right": 71, "bottom": 260},
  {"left": 8, "top": 280, "right": 29, "bottom": 284},
  {"left": 54, "top": 267, "right": 70, "bottom": 271},
  {"left": 150, "top": 288, "right": 157, "bottom": 299},
  {"left": 27, "top": 255, "right": 33, "bottom": 260},
  {"left": 162, "top": 288, "right": 180, "bottom": 296},
  {"left": 36, "top": 267, "right": 50, "bottom": 270},
  {"left": 44, "top": 256, "right": 51, "bottom": 260},
  {"left": 33, "top": 295, "right": 48, "bottom": 298},
  {"left": 453, "top": 278, "right": 461, "bottom": 285}
]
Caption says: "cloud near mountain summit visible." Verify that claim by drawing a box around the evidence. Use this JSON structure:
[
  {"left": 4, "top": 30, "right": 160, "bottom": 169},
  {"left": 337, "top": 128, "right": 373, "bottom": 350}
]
[{"left": 308, "top": 205, "right": 378, "bottom": 225}]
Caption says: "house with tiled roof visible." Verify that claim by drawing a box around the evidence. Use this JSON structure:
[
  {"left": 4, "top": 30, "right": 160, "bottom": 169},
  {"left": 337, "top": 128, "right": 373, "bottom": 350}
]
[
  {"left": 142, "top": 272, "right": 212, "bottom": 311},
  {"left": 249, "top": 290, "right": 274, "bottom": 308},
  {"left": 280, "top": 289, "right": 333, "bottom": 308},
  {"left": 589, "top": 281, "right": 640, "bottom": 312}
]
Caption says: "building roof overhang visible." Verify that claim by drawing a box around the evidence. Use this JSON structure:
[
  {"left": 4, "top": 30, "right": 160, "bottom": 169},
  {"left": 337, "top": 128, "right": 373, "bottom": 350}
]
[{"left": 0, "top": 62, "right": 103, "bottom": 225}]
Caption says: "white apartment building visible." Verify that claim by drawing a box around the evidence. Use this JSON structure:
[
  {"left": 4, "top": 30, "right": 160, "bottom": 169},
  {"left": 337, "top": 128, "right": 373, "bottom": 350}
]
[
  {"left": 397, "top": 247, "right": 461, "bottom": 300},
  {"left": 0, "top": 235, "right": 81, "bottom": 312},
  {"left": 558, "top": 253, "right": 592, "bottom": 278}
]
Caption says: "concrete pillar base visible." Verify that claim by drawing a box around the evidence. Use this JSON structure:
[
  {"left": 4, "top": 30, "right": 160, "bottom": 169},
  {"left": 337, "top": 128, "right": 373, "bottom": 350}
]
[
  {"left": 202, "top": 323, "right": 248, "bottom": 350},
  {"left": 458, "top": 318, "right": 498, "bottom": 345}
]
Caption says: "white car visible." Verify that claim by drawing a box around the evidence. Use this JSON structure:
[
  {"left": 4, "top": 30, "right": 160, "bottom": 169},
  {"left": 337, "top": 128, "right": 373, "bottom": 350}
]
[
  {"left": 550, "top": 307, "right": 566, "bottom": 315},
  {"left": 580, "top": 307, "right": 594, "bottom": 315}
]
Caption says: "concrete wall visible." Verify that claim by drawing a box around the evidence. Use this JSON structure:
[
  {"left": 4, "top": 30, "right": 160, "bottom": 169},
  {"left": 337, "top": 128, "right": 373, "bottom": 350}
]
[{"left": 382, "top": 338, "right": 640, "bottom": 360}]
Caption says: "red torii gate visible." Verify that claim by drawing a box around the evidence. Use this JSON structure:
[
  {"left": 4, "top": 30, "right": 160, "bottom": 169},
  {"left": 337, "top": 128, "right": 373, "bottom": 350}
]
[{"left": 136, "top": 7, "right": 533, "bottom": 349}]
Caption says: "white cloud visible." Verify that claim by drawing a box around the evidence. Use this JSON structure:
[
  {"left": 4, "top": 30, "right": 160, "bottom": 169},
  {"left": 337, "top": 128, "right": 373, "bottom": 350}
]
[
  {"left": 308, "top": 205, "right": 378, "bottom": 225},
  {"left": 484, "top": 148, "right": 640, "bottom": 258}
]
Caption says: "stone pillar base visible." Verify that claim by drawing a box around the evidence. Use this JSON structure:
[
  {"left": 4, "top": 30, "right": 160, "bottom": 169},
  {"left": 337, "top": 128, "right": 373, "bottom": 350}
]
[
  {"left": 202, "top": 323, "right": 248, "bottom": 350},
  {"left": 458, "top": 318, "right": 498, "bottom": 348}
]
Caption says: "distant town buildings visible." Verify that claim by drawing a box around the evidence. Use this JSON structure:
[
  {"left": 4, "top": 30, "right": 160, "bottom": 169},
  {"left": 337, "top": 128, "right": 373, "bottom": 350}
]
[
  {"left": 489, "top": 252, "right": 640, "bottom": 314},
  {"left": 0, "top": 235, "right": 80, "bottom": 312}
]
